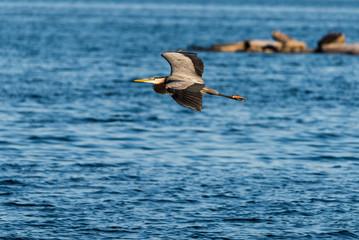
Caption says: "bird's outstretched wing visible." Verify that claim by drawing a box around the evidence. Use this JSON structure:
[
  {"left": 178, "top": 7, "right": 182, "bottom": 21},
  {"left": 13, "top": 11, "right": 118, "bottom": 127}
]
[
  {"left": 161, "top": 52, "right": 204, "bottom": 83},
  {"left": 166, "top": 82, "right": 204, "bottom": 112},
  {"left": 161, "top": 52, "right": 205, "bottom": 111}
]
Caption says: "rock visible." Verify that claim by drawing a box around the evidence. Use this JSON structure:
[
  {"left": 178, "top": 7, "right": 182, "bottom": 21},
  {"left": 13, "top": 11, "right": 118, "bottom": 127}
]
[
  {"left": 209, "top": 42, "right": 246, "bottom": 52},
  {"left": 348, "top": 45, "right": 359, "bottom": 55},
  {"left": 197, "top": 31, "right": 358, "bottom": 54},
  {"left": 318, "top": 33, "right": 345, "bottom": 51},
  {"left": 282, "top": 40, "right": 307, "bottom": 53},
  {"left": 244, "top": 40, "right": 282, "bottom": 52},
  {"left": 272, "top": 30, "right": 307, "bottom": 53},
  {"left": 272, "top": 30, "right": 293, "bottom": 42},
  {"left": 321, "top": 43, "right": 359, "bottom": 54}
]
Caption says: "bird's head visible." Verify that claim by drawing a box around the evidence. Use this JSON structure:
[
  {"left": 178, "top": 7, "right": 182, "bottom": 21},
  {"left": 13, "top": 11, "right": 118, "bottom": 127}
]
[
  {"left": 134, "top": 76, "right": 168, "bottom": 94},
  {"left": 134, "top": 76, "right": 165, "bottom": 84}
]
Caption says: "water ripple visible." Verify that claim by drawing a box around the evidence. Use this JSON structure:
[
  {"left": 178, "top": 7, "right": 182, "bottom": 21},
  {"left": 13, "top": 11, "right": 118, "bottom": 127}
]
[{"left": 1, "top": 0, "right": 359, "bottom": 239}]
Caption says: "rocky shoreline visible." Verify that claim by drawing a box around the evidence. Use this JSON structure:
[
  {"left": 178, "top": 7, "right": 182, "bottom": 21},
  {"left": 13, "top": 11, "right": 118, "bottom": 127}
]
[{"left": 192, "top": 31, "right": 359, "bottom": 55}]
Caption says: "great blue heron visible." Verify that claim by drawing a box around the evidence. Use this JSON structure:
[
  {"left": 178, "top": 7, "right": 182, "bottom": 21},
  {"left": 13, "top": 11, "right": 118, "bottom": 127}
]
[{"left": 134, "top": 52, "right": 246, "bottom": 112}]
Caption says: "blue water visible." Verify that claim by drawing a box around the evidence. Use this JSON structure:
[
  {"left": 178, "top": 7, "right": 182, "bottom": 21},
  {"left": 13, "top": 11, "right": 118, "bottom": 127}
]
[{"left": 1, "top": 0, "right": 359, "bottom": 239}]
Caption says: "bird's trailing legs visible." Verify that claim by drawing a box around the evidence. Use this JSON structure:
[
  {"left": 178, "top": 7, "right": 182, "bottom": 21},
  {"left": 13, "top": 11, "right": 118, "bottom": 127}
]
[
  {"left": 201, "top": 87, "right": 246, "bottom": 101},
  {"left": 218, "top": 93, "right": 246, "bottom": 101}
]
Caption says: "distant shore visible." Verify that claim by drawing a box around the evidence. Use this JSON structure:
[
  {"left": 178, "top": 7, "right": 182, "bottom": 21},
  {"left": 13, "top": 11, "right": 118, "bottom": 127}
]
[{"left": 191, "top": 31, "right": 359, "bottom": 55}]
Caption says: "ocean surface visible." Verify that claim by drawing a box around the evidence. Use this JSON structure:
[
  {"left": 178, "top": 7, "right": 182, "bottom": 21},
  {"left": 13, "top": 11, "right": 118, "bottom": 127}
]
[{"left": 1, "top": 0, "right": 359, "bottom": 239}]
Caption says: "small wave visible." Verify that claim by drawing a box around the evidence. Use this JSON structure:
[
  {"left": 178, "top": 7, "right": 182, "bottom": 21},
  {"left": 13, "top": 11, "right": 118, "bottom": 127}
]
[
  {"left": 4, "top": 202, "right": 37, "bottom": 207},
  {"left": 68, "top": 177, "right": 85, "bottom": 182},
  {"left": 136, "top": 198, "right": 182, "bottom": 204},
  {"left": 313, "top": 156, "right": 359, "bottom": 161},
  {"left": 27, "top": 93, "right": 43, "bottom": 99},
  {"left": 272, "top": 209, "right": 313, "bottom": 216},
  {"left": 310, "top": 198, "right": 338, "bottom": 203},
  {"left": 28, "top": 135, "right": 76, "bottom": 143},
  {"left": 75, "top": 117, "right": 134, "bottom": 123},
  {"left": 0, "top": 179, "right": 24, "bottom": 185},
  {"left": 321, "top": 230, "right": 359, "bottom": 239},
  {"left": 211, "top": 193, "right": 240, "bottom": 199},
  {"left": 74, "top": 163, "right": 117, "bottom": 168},
  {"left": 0, "top": 163, "right": 38, "bottom": 169},
  {"left": 0, "top": 192, "right": 13, "bottom": 196},
  {"left": 4, "top": 202, "right": 54, "bottom": 207},
  {"left": 222, "top": 218, "right": 268, "bottom": 223},
  {"left": 84, "top": 47, "right": 101, "bottom": 52},
  {"left": 315, "top": 132, "right": 342, "bottom": 139},
  {"left": 87, "top": 227, "right": 130, "bottom": 233}
]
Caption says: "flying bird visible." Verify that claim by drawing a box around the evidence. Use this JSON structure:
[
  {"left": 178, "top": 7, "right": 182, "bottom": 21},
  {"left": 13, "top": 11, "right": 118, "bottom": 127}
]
[{"left": 134, "top": 52, "right": 246, "bottom": 112}]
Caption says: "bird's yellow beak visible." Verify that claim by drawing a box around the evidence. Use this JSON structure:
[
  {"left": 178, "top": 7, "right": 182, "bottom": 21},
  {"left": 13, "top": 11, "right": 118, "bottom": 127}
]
[{"left": 134, "top": 78, "right": 156, "bottom": 83}]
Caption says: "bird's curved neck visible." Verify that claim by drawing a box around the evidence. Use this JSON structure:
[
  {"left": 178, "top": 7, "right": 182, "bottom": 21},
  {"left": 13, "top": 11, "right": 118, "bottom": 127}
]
[{"left": 153, "top": 79, "right": 168, "bottom": 94}]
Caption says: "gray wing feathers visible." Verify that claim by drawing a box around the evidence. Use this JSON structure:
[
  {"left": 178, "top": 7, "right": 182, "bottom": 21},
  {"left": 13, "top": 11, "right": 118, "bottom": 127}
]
[
  {"left": 161, "top": 52, "right": 206, "bottom": 111},
  {"left": 161, "top": 52, "right": 204, "bottom": 83},
  {"left": 179, "top": 52, "right": 204, "bottom": 77}
]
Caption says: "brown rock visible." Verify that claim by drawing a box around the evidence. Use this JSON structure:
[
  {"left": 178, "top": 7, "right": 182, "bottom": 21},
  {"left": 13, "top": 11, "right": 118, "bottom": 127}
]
[
  {"left": 272, "top": 30, "right": 293, "bottom": 43},
  {"left": 282, "top": 40, "right": 307, "bottom": 53},
  {"left": 244, "top": 40, "right": 282, "bottom": 52},
  {"left": 271, "top": 31, "right": 307, "bottom": 53},
  {"left": 318, "top": 33, "right": 345, "bottom": 50},
  {"left": 210, "top": 42, "right": 246, "bottom": 52},
  {"left": 321, "top": 43, "right": 359, "bottom": 54}
]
